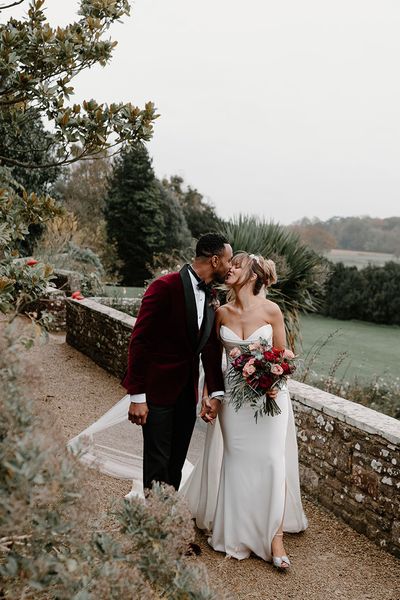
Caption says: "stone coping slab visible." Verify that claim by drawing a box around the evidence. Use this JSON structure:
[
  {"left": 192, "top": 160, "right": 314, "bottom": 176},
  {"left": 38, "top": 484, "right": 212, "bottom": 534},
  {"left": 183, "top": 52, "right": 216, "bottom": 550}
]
[
  {"left": 72, "top": 297, "right": 136, "bottom": 328},
  {"left": 289, "top": 379, "right": 400, "bottom": 445}
]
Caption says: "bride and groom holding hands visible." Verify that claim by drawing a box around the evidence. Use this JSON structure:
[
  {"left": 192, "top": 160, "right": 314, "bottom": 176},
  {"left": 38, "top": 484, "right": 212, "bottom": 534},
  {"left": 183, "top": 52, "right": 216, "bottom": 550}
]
[{"left": 122, "top": 232, "right": 307, "bottom": 571}]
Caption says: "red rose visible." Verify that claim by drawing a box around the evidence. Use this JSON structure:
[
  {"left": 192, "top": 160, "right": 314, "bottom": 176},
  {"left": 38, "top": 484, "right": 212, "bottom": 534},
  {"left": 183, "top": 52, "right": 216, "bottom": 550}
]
[
  {"left": 281, "top": 361, "right": 295, "bottom": 374},
  {"left": 263, "top": 351, "right": 276, "bottom": 362},
  {"left": 258, "top": 374, "right": 274, "bottom": 390},
  {"left": 26, "top": 258, "right": 38, "bottom": 266}
]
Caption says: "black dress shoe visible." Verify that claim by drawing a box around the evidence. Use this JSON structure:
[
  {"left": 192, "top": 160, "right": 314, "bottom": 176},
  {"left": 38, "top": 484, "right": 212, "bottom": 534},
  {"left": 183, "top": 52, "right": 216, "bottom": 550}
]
[{"left": 185, "top": 542, "right": 202, "bottom": 556}]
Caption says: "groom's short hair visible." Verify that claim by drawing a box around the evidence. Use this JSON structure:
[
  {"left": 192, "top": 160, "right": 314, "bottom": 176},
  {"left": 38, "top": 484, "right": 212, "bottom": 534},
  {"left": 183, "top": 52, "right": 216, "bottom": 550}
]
[{"left": 196, "top": 233, "right": 229, "bottom": 258}]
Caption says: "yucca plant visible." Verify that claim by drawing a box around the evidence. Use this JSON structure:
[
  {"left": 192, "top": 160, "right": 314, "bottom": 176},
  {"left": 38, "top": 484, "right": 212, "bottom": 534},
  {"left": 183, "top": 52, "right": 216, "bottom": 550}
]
[{"left": 222, "top": 216, "right": 328, "bottom": 347}]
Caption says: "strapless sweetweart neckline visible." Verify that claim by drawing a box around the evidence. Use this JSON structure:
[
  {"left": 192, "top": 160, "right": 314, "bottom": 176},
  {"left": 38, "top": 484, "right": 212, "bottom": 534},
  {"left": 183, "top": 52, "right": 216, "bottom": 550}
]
[{"left": 220, "top": 324, "right": 272, "bottom": 343}]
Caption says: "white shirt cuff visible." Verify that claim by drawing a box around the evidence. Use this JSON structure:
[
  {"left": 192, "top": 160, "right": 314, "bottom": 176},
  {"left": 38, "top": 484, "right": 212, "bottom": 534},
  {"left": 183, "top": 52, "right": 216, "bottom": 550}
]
[
  {"left": 210, "top": 391, "right": 224, "bottom": 399},
  {"left": 129, "top": 393, "right": 146, "bottom": 404}
]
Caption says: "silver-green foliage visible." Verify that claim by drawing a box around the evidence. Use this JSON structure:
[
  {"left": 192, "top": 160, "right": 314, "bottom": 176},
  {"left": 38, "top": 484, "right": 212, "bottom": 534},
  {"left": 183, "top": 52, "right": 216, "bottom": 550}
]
[
  {"left": 0, "top": 167, "right": 61, "bottom": 314},
  {"left": 0, "top": 324, "right": 218, "bottom": 599},
  {"left": 222, "top": 215, "right": 328, "bottom": 346}
]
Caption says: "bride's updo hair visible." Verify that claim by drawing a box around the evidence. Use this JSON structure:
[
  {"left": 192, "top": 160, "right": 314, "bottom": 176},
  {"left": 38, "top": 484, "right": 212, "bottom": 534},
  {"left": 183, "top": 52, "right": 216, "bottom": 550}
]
[{"left": 231, "top": 252, "right": 277, "bottom": 295}]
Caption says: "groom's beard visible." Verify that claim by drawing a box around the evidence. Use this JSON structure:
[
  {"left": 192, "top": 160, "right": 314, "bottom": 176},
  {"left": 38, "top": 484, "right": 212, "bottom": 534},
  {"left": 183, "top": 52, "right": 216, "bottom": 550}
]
[{"left": 213, "top": 272, "right": 228, "bottom": 285}]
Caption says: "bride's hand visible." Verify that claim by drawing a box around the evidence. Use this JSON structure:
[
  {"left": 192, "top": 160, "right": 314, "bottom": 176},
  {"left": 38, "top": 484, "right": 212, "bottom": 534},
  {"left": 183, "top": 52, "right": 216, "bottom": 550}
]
[
  {"left": 128, "top": 402, "right": 149, "bottom": 426},
  {"left": 266, "top": 388, "right": 278, "bottom": 400}
]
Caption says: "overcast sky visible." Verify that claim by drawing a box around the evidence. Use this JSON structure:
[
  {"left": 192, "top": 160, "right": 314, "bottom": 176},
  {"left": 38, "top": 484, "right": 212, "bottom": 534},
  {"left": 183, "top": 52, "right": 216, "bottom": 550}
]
[{"left": 9, "top": 1, "right": 400, "bottom": 224}]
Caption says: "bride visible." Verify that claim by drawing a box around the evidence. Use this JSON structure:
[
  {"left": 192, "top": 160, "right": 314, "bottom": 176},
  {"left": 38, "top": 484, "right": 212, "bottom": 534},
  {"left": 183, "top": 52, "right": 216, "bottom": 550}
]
[{"left": 180, "top": 252, "right": 307, "bottom": 570}]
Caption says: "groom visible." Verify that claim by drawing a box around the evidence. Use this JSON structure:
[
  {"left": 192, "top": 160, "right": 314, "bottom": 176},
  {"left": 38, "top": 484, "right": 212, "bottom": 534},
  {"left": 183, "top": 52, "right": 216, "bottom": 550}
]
[{"left": 123, "top": 233, "right": 233, "bottom": 491}]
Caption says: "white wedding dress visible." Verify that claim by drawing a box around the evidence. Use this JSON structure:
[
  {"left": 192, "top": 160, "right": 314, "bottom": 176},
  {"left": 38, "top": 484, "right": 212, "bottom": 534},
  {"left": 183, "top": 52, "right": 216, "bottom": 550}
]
[
  {"left": 180, "top": 324, "right": 308, "bottom": 561},
  {"left": 68, "top": 324, "right": 307, "bottom": 562}
]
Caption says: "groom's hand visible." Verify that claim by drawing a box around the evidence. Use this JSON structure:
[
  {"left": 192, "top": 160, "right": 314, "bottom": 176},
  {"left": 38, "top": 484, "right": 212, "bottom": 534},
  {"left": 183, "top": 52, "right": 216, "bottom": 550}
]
[
  {"left": 128, "top": 402, "right": 149, "bottom": 426},
  {"left": 200, "top": 396, "right": 221, "bottom": 423}
]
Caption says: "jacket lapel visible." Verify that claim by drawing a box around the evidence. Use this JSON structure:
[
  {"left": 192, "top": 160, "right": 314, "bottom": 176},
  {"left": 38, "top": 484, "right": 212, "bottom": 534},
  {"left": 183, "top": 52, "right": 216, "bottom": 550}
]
[
  {"left": 196, "top": 300, "right": 214, "bottom": 355},
  {"left": 180, "top": 264, "right": 198, "bottom": 352}
]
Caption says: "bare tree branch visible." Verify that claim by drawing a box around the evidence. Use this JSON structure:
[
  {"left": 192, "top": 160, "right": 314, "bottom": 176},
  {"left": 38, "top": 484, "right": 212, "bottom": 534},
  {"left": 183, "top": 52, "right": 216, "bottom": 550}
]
[
  {"left": 0, "top": 0, "right": 25, "bottom": 10},
  {"left": 0, "top": 143, "right": 124, "bottom": 169}
]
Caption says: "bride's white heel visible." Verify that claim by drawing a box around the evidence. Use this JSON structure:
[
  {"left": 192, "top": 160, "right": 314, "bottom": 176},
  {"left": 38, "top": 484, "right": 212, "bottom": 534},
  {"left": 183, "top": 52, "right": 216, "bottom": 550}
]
[{"left": 271, "top": 533, "right": 291, "bottom": 572}]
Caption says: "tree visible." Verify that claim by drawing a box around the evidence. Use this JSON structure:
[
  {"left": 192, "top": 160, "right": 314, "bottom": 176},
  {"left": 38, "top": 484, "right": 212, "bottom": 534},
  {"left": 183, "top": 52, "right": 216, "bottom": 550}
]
[
  {"left": 0, "top": 0, "right": 158, "bottom": 314},
  {"left": 0, "top": 111, "right": 60, "bottom": 195},
  {"left": 104, "top": 144, "right": 166, "bottom": 285},
  {"left": 156, "top": 180, "right": 192, "bottom": 258},
  {"left": 0, "top": 0, "right": 157, "bottom": 170},
  {"left": 0, "top": 111, "right": 62, "bottom": 256},
  {"left": 314, "top": 216, "right": 400, "bottom": 256},
  {"left": 321, "top": 263, "right": 365, "bottom": 320},
  {"left": 104, "top": 146, "right": 193, "bottom": 285},
  {"left": 289, "top": 219, "right": 337, "bottom": 252},
  {"left": 321, "top": 261, "right": 400, "bottom": 325},
  {"left": 222, "top": 216, "right": 328, "bottom": 347},
  {"left": 53, "top": 155, "right": 112, "bottom": 229},
  {"left": 161, "top": 175, "right": 224, "bottom": 238}
]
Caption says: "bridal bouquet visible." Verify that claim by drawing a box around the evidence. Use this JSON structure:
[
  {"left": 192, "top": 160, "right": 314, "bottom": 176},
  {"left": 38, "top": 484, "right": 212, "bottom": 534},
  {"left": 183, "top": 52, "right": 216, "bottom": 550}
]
[{"left": 227, "top": 339, "right": 296, "bottom": 421}]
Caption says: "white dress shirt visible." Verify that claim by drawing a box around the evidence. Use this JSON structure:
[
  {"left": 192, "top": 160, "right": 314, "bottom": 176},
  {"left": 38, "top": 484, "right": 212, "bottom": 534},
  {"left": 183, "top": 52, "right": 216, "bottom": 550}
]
[{"left": 130, "top": 269, "right": 223, "bottom": 403}]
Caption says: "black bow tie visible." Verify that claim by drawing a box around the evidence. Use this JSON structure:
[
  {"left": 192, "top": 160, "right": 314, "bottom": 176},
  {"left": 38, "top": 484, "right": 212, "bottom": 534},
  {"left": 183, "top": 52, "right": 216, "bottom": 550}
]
[
  {"left": 188, "top": 265, "right": 212, "bottom": 296},
  {"left": 197, "top": 280, "right": 212, "bottom": 295}
]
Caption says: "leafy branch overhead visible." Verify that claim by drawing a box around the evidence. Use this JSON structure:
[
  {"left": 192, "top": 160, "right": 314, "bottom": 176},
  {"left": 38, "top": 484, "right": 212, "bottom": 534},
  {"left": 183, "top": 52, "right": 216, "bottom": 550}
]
[{"left": 0, "top": 0, "right": 159, "bottom": 168}]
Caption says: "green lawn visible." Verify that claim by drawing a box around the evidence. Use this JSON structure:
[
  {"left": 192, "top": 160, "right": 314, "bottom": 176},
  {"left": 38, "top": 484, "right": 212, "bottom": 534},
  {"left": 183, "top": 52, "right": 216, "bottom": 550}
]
[
  {"left": 323, "top": 249, "right": 400, "bottom": 268},
  {"left": 300, "top": 314, "right": 400, "bottom": 383}
]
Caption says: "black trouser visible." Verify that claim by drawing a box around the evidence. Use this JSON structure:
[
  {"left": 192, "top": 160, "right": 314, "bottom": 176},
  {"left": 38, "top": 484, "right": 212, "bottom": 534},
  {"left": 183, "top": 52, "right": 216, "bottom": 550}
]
[{"left": 142, "top": 380, "right": 196, "bottom": 491}]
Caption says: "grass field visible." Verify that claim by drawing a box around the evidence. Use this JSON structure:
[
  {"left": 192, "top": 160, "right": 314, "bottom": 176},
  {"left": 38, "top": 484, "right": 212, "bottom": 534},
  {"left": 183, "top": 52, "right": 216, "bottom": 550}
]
[
  {"left": 102, "top": 285, "right": 143, "bottom": 298},
  {"left": 300, "top": 314, "right": 400, "bottom": 383},
  {"left": 323, "top": 248, "right": 400, "bottom": 268}
]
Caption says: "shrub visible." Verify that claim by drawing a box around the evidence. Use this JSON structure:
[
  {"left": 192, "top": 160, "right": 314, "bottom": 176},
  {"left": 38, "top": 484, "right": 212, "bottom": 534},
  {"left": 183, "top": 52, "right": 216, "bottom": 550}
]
[
  {"left": 321, "top": 261, "right": 400, "bottom": 325},
  {"left": 0, "top": 322, "right": 219, "bottom": 599}
]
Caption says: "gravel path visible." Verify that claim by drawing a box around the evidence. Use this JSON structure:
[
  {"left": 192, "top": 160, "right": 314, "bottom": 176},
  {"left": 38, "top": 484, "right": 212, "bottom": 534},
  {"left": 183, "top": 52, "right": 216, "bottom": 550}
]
[{"left": 30, "top": 331, "right": 400, "bottom": 600}]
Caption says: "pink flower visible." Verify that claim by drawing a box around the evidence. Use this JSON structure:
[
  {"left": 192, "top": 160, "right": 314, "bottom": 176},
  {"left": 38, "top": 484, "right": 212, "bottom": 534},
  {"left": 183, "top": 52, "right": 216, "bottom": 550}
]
[
  {"left": 271, "top": 364, "right": 284, "bottom": 376},
  {"left": 248, "top": 341, "right": 261, "bottom": 351},
  {"left": 229, "top": 347, "right": 241, "bottom": 359},
  {"left": 283, "top": 348, "right": 295, "bottom": 359},
  {"left": 242, "top": 358, "right": 256, "bottom": 377}
]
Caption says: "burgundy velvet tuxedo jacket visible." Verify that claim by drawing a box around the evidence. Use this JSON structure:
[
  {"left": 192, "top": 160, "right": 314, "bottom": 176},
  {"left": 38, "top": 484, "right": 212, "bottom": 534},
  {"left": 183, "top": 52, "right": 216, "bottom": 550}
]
[{"left": 122, "top": 264, "right": 224, "bottom": 406}]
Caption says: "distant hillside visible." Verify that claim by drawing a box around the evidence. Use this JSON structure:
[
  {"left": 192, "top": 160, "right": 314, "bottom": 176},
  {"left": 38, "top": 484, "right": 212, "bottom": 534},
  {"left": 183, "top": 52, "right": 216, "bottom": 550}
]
[
  {"left": 324, "top": 248, "right": 400, "bottom": 268},
  {"left": 289, "top": 216, "right": 400, "bottom": 256}
]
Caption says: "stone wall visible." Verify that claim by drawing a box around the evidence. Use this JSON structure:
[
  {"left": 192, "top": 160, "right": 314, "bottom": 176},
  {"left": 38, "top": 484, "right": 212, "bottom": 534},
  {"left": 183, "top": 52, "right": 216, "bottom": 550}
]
[
  {"left": 66, "top": 298, "right": 135, "bottom": 379},
  {"left": 66, "top": 298, "right": 400, "bottom": 558},
  {"left": 35, "top": 287, "right": 67, "bottom": 331},
  {"left": 289, "top": 380, "right": 400, "bottom": 558},
  {"left": 92, "top": 296, "right": 141, "bottom": 317}
]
